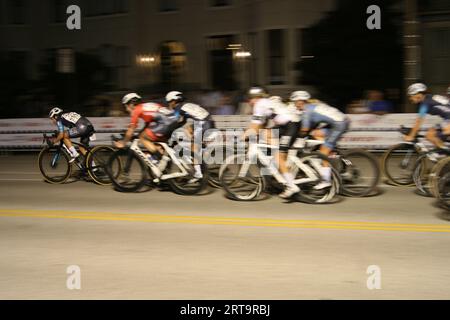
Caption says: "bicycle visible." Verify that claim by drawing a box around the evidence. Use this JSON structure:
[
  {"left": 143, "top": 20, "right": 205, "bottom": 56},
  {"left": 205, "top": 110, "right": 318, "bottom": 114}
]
[
  {"left": 38, "top": 132, "right": 117, "bottom": 185},
  {"left": 412, "top": 149, "right": 450, "bottom": 197},
  {"left": 219, "top": 139, "right": 341, "bottom": 203},
  {"left": 106, "top": 135, "right": 208, "bottom": 195},
  {"left": 382, "top": 126, "right": 428, "bottom": 186},
  {"left": 429, "top": 156, "right": 450, "bottom": 210}
]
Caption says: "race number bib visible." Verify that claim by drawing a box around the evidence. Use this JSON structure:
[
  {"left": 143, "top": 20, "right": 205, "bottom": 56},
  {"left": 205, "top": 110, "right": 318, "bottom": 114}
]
[
  {"left": 314, "top": 104, "right": 345, "bottom": 122},
  {"left": 433, "top": 95, "right": 450, "bottom": 106},
  {"left": 181, "top": 103, "right": 209, "bottom": 120},
  {"left": 62, "top": 112, "right": 82, "bottom": 124},
  {"left": 142, "top": 103, "right": 160, "bottom": 112}
]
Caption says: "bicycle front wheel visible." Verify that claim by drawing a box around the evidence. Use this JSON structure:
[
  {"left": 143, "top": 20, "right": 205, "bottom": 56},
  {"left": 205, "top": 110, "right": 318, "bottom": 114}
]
[
  {"left": 38, "top": 147, "right": 72, "bottom": 184},
  {"left": 86, "top": 146, "right": 118, "bottom": 186},
  {"left": 412, "top": 154, "right": 433, "bottom": 197},
  {"left": 106, "top": 149, "right": 147, "bottom": 192},
  {"left": 382, "top": 143, "right": 420, "bottom": 186},
  {"left": 219, "top": 154, "right": 265, "bottom": 201}
]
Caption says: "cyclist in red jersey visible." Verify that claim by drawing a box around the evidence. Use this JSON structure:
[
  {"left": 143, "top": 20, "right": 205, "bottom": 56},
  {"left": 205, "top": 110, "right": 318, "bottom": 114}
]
[{"left": 115, "top": 93, "right": 178, "bottom": 160}]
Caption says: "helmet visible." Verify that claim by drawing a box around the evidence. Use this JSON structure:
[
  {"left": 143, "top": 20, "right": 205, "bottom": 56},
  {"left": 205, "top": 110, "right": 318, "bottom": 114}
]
[
  {"left": 290, "top": 91, "right": 311, "bottom": 101},
  {"left": 269, "top": 96, "right": 283, "bottom": 103},
  {"left": 122, "top": 93, "right": 142, "bottom": 105},
  {"left": 247, "top": 87, "right": 268, "bottom": 98},
  {"left": 407, "top": 83, "right": 427, "bottom": 96},
  {"left": 49, "top": 107, "right": 63, "bottom": 119},
  {"left": 166, "top": 91, "right": 184, "bottom": 102}
]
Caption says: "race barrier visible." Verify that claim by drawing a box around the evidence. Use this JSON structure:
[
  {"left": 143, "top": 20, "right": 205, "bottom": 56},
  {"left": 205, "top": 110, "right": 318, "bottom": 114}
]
[{"left": 0, "top": 114, "right": 442, "bottom": 150}]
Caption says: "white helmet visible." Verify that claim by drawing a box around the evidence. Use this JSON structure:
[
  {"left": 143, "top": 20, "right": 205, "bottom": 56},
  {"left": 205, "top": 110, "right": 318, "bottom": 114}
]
[
  {"left": 290, "top": 91, "right": 311, "bottom": 101},
  {"left": 166, "top": 91, "right": 184, "bottom": 102},
  {"left": 269, "top": 96, "right": 283, "bottom": 103},
  {"left": 407, "top": 83, "right": 427, "bottom": 96},
  {"left": 49, "top": 107, "right": 63, "bottom": 119},
  {"left": 248, "top": 86, "right": 267, "bottom": 98},
  {"left": 122, "top": 93, "right": 142, "bottom": 105}
]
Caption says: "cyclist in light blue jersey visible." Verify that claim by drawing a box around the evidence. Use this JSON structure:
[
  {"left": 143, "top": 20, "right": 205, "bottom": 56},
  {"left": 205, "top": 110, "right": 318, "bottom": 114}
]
[{"left": 290, "top": 91, "right": 350, "bottom": 190}]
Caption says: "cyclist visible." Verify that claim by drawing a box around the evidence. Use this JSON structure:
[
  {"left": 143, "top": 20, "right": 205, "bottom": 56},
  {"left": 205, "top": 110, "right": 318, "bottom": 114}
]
[
  {"left": 49, "top": 107, "right": 95, "bottom": 163},
  {"left": 243, "top": 87, "right": 300, "bottom": 199},
  {"left": 165, "top": 91, "right": 215, "bottom": 181},
  {"left": 404, "top": 83, "right": 450, "bottom": 149},
  {"left": 115, "top": 93, "right": 177, "bottom": 166},
  {"left": 290, "top": 91, "right": 350, "bottom": 190}
]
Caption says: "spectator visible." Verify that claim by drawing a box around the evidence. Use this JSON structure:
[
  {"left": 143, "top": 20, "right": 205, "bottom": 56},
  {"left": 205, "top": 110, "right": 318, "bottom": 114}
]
[
  {"left": 346, "top": 99, "right": 370, "bottom": 114},
  {"left": 366, "top": 90, "right": 393, "bottom": 115}
]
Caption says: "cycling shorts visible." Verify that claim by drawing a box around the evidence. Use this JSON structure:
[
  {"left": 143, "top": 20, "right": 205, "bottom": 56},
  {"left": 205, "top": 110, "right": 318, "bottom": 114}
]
[
  {"left": 68, "top": 118, "right": 95, "bottom": 146},
  {"left": 276, "top": 121, "right": 302, "bottom": 152}
]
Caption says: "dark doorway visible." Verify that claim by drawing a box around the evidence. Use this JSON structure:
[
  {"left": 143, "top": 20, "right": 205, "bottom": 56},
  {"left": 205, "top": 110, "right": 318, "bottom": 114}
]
[{"left": 207, "top": 35, "right": 236, "bottom": 90}]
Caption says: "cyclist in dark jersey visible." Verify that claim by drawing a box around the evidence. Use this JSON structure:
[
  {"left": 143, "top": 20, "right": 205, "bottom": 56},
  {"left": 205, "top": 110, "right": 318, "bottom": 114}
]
[
  {"left": 49, "top": 107, "right": 95, "bottom": 162},
  {"left": 405, "top": 83, "right": 450, "bottom": 149},
  {"left": 165, "top": 91, "right": 215, "bottom": 181}
]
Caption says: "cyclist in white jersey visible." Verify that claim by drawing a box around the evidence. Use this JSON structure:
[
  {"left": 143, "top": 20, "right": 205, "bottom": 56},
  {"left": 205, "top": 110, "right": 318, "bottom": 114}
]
[{"left": 243, "top": 87, "right": 300, "bottom": 199}]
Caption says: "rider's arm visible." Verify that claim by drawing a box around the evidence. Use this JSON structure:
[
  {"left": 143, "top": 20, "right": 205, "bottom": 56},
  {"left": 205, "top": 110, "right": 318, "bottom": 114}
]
[
  {"left": 53, "top": 121, "right": 65, "bottom": 143},
  {"left": 300, "top": 109, "right": 312, "bottom": 134},
  {"left": 123, "top": 123, "right": 137, "bottom": 143},
  {"left": 406, "top": 105, "right": 427, "bottom": 140}
]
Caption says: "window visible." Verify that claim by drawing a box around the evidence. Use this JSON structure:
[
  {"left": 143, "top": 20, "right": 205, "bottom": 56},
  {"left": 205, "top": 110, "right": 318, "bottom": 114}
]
[
  {"left": 159, "top": 0, "right": 178, "bottom": 12},
  {"left": 8, "top": 51, "right": 29, "bottom": 79},
  {"left": 423, "top": 27, "right": 450, "bottom": 85},
  {"left": 420, "top": 0, "right": 450, "bottom": 12},
  {"left": 266, "top": 29, "right": 286, "bottom": 85},
  {"left": 52, "top": 0, "right": 68, "bottom": 23},
  {"left": 7, "top": 0, "right": 26, "bottom": 25},
  {"left": 210, "top": 0, "right": 231, "bottom": 7},
  {"left": 84, "top": 0, "right": 128, "bottom": 17}
]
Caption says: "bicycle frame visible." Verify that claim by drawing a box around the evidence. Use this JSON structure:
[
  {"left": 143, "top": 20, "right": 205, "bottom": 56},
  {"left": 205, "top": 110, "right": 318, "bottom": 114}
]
[
  {"left": 128, "top": 139, "right": 190, "bottom": 181},
  {"left": 237, "top": 142, "right": 322, "bottom": 187}
]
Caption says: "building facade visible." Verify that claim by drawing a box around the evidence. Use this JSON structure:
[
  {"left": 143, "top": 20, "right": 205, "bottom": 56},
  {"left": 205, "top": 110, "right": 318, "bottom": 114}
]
[{"left": 0, "top": 0, "right": 336, "bottom": 96}]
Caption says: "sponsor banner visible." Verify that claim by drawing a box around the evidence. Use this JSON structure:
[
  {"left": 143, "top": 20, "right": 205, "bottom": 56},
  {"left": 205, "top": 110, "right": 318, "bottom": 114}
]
[{"left": 0, "top": 114, "right": 442, "bottom": 149}]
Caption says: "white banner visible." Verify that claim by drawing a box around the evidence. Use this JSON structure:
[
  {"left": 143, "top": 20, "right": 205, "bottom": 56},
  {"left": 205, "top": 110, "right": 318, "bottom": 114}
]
[{"left": 0, "top": 114, "right": 442, "bottom": 149}]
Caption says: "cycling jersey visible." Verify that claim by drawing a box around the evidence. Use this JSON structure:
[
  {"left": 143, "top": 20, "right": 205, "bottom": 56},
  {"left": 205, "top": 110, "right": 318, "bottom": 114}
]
[
  {"left": 301, "top": 102, "right": 349, "bottom": 150},
  {"left": 130, "top": 102, "right": 180, "bottom": 141},
  {"left": 418, "top": 94, "right": 450, "bottom": 119},
  {"left": 56, "top": 112, "right": 95, "bottom": 146},
  {"left": 174, "top": 102, "right": 216, "bottom": 141},
  {"left": 175, "top": 103, "right": 210, "bottom": 121},
  {"left": 251, "top": 98, "right": 298, "bottom": 127}
]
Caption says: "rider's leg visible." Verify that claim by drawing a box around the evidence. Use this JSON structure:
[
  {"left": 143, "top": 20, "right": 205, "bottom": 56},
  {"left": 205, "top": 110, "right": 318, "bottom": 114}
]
[
  {"left": 277, "top": 122, "right": 301, "bottom": 198},
  {"left": 426, "top": 127, "right": 445, "bottom": 149},
  {"left": 63, "top": 130, "right": 80, "bottom": 160},
  {"left": 140, "top": 130, "right": 163, "bottom": 158}
]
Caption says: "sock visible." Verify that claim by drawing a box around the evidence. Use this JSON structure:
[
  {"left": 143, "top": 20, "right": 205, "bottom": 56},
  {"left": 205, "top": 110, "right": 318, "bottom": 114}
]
[
  {"left": 194, "top": 165, "right": 202, "bottom": 177},
  {"left": 283, "top": 172, "right": 295, "bottom": 187},
  {"left": 320, "top": 167, "right": 332, "bottom": 182},
  {"left": 69, "top": 147, "right": 79, "bottom": 157}
]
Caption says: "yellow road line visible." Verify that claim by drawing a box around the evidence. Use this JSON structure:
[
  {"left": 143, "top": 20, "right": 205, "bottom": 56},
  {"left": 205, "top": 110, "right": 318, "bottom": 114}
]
[{"left": 0, "top": 208, "right": 450, "bottom": 233}]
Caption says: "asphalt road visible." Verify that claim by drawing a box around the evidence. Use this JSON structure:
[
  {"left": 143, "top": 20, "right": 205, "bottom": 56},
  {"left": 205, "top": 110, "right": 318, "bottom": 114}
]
[{"left": 0, "top": 154, "right": 450, "bottom": 300}]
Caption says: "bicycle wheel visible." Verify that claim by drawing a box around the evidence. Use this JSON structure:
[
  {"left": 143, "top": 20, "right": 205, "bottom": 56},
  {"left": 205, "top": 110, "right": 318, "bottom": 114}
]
[
  {"left": 219, "top": 154, "right": 265, "bottom": 201},
  {"left": 166, "top": 155, "right": 208, "bottom": 195},
  {"left": 382, "top": 143, "right": 420, "bottom": 186},
  {"left": 86, "top": 146, "right": 118, "bottom": 186},
  {"left": 437, "top": 171, "right": 450, "bottom": 210},
  {"left": 337, "top": 149, "right": 380, "bottom": 197},
  {"left": 430, "top": 157, "right": 450, "bottom": 199},
  {"left": 412, "top": 154, "right": 434, "bottom": 197},
  {"left": 38, "top": 147, "right": 72, "bottom": 184},
  {"left": 106, "top": 149, "right": 147, "bottom": 192},
  {"left": 292, "top": 153, "right": 341, "bottom": 204}
]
